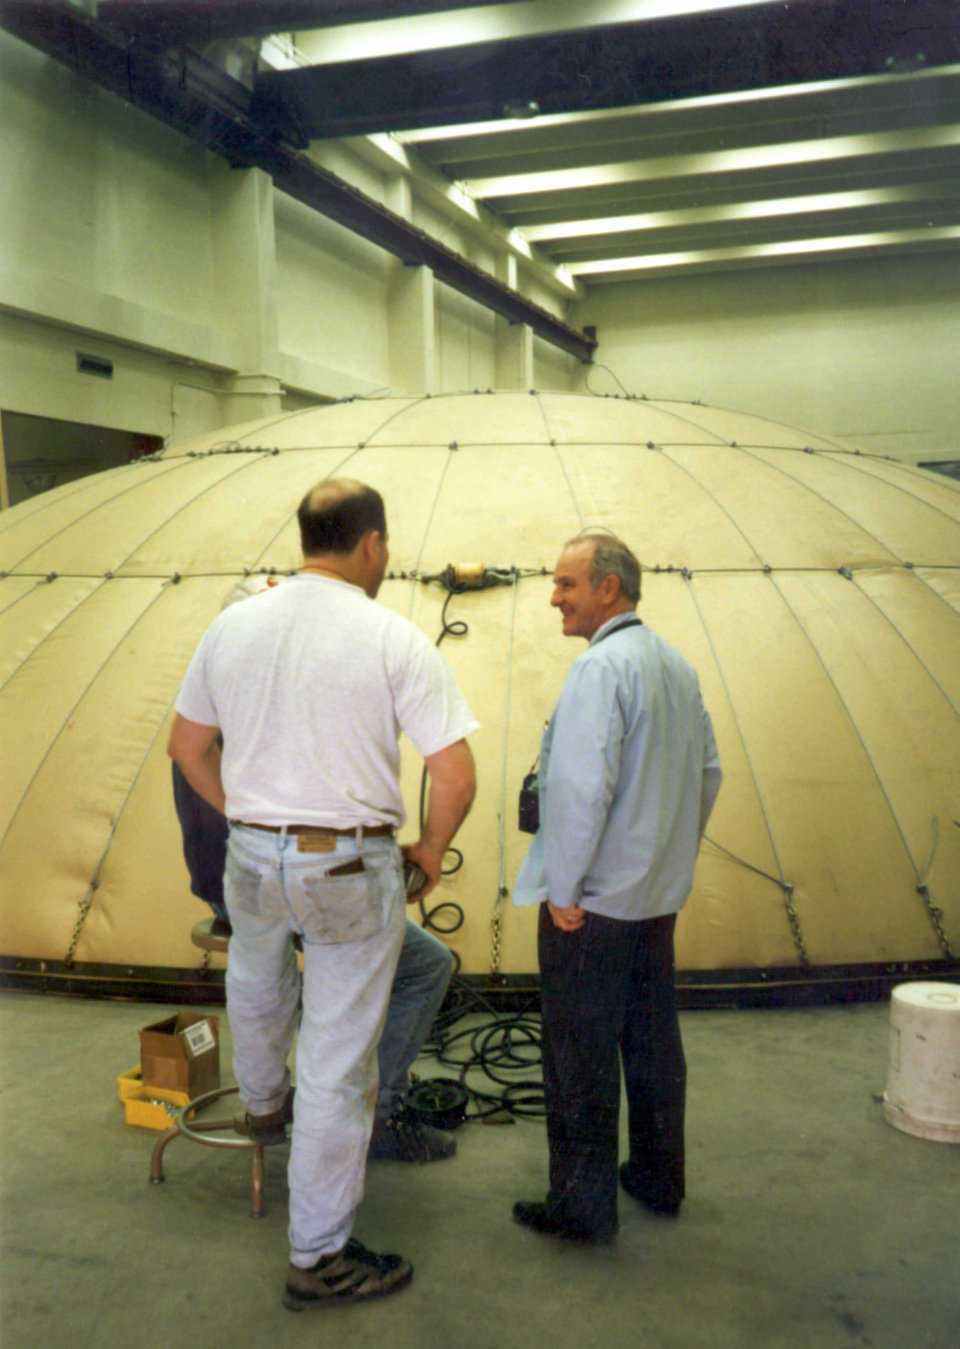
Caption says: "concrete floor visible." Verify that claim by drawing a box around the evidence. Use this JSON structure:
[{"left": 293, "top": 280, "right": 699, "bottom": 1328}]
[{"left": 0, "top": 989, "right": 957, "bottom": 1349}]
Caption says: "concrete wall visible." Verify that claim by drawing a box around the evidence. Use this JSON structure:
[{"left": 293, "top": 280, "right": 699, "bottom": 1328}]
[
  {"left": 573, "top": 256, "right": 960, "bottom": 464},
  {"left": 5, "top": 23, "right": 955, "bottom": 498},
  {"left": 0, "top": 27, "right": 579, "bottom": 504}
]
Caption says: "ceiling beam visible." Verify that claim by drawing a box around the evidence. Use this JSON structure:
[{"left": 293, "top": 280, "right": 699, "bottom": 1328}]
[
  {"left": 396, "top": 65, "right": 960, "bottom": 177},
  {"left": 95, "top": 0, "right": 517, "bottom": 46},
  {"left": 252, "top": 1, "right": 960, "bottom": 139},
  {"left": 0, "top": 1, "right": 595, "bottom": 363},
  {"left": 463, "top": 125, "right": 960, "bottom": 199},
  {"left": 566, "top": 225, "right": 960, "bottom": 281},
  {"left": 522, "top": 184, "right": 960, "bottom": 247},
  {"left": 293, "top": 0, "right": 784, "bottom": 66}
]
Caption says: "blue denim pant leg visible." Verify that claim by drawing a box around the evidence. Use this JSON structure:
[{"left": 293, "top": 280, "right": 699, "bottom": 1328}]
[
  {"left": 376, "top": 920, "right": 454, "bottom": 1119},
  {"left": 225, "top": 826, "right": 405, "bottom": 1265},
  {"left": 224, "top": 831, "right": 300, "bottom": 1115}
]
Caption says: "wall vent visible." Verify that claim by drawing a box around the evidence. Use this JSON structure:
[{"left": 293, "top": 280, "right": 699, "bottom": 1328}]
[{"left": 77, "top": 352, "right": 114, "bottom": 379}]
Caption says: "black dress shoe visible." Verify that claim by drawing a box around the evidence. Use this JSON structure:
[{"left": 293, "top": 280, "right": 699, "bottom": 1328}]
[
  {"left": 512, "top": 1201, "right": 616, "bottom": 1243},
  {"left": 619, "top": 1162, "right": 682, "bottom": 1215}
]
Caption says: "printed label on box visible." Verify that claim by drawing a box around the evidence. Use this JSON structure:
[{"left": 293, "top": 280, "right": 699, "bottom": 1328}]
[{"left": 180, "top": 1020, "right": 216, "bottom": 1057}]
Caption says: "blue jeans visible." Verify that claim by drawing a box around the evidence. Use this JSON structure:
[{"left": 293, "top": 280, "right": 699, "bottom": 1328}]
[
  {"left": 225, "top": 824, "right": 407, "bottom": 1264},
  {"left": 377, "top": 917, "right": 454, "bottom": 1119}
]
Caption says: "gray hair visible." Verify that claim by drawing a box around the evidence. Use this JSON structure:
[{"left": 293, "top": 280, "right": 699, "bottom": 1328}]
[{"left": 565, "top": 528, "right": 641, "bottom": 603}]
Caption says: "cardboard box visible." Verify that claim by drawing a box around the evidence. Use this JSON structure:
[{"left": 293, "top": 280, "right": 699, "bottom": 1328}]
[{"left": 139, "top": 1012, "right": 220, "bottom": 1098}]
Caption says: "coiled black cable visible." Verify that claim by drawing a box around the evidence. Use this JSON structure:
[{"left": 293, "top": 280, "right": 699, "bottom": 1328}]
[
  {"left": 413, "top": 977, "right": 545, "bottom": 1122},
  {"left": 415, "top": 588, "right": 470, "bottom": 950}
]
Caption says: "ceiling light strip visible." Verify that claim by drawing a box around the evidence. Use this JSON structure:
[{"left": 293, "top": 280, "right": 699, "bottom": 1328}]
[
  {"left": 567, "top": 226, "right": 960, "bottom": 274},
  {"left": 465, "top": 126, "right": 960, "bottom": 198}
]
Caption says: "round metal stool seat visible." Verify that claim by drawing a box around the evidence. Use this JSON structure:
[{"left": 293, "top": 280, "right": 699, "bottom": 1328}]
[{"left": 190, "top": 916, "right": 231, "bottom": 954}]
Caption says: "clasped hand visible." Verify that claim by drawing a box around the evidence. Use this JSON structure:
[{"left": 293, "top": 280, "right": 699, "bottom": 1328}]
[{"left": 547, "top": 899, "right": 586, "bottom": 932}]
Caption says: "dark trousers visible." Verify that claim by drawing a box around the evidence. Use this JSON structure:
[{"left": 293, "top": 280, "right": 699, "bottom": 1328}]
[
  {"left": 538, "top": 904, "right": 686, "bottom": 1235},
  {"left": 172, "top": 760, "right": 228, "bottom": 921}
]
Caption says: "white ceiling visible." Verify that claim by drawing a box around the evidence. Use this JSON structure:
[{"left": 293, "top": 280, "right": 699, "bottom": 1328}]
[
  {"left": 393, "top": 66, "right": 960, "bottom": 283},
  {"left": 59, "top": 0, "right": 960, "bottom": 290},
  {"left": 278, "top": 0, "right": 960, "bottom": 284}
]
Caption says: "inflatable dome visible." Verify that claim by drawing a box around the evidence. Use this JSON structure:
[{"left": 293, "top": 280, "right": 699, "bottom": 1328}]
[{"left": 2, "top": 391, "right": 958, "bottom": 1002}]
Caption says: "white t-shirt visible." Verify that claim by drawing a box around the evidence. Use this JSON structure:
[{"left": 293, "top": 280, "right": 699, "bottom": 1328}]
[{"left": 175, "top": 572, "right": 478, "bottom": 827}]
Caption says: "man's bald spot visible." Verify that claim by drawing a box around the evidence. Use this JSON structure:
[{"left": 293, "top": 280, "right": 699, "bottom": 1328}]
[{"left": 304, "top": 477, "right": 367, "bottom": 514}]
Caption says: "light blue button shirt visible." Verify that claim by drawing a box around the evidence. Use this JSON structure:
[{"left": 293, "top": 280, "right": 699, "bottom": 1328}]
[{"left": 512, "top": 614, "right": 722, "bottom": 920}]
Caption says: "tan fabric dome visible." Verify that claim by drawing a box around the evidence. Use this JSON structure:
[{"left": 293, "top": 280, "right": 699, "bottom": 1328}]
[{"left": 2, "top": 391, "right": 958, "bottom": 990}]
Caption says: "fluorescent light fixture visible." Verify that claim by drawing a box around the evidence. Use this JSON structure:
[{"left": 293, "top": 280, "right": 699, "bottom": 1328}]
[
  {"left": 295, "top": 0, "right": 782, "bottom": 67},
  {"left": 465, "top": 126, "right": 960, "bottom": 198},
  {"left": 567, "top": 225, "right": 960, "bottom": 274},
  {"left": 523, "top": 186, "right": 958, "bottom": 241},
  {"left": 395, "top": 64, "right": 960, "bottom": 146}
]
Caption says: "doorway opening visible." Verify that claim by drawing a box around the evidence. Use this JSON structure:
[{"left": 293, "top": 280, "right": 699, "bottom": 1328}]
[{"left": 1, "top": 411, "right": 162, "bottom": 508}]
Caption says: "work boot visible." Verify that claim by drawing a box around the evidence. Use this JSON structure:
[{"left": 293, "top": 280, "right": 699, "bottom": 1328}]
[
  {"left": 284, "top": 1238, "right": 413, "bottom": 1310},
  {"left": 368, "top": 1105, "right": 456, "bottom": 1163},
  {"left": 234, "top": 1086, "right": 294, "bottom": 1145}
]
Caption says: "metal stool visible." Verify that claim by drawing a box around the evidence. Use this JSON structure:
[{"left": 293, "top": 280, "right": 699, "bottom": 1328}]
[{"left": 148, "top": 917, "right": 287, "bottom": 1217}]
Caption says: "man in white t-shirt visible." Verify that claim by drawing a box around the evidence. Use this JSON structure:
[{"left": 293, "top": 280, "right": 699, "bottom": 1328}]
[{"left": 169, "top": 479, "right": 477, "bottom": 1310}]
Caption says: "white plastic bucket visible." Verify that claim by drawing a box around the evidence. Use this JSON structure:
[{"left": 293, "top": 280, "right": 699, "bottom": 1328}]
[{"left": 883, "top": 981, "right": 960, "bottom": 1143}]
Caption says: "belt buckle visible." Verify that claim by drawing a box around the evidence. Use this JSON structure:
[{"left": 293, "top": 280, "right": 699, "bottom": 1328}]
[{"left": 297, "top": 829, "right": 338, "bottom": 854}]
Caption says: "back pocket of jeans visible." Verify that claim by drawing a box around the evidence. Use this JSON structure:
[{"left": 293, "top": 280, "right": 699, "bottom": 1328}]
[
  {"left": 299, "top": 867, "right": 384, "bottom": 943},
  {"left": 225, "top": 851, "right": 264, "bottom": 917}
]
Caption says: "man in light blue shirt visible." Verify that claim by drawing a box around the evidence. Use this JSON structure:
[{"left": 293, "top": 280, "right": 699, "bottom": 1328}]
[{"left": 512, "top": 530, "right": 721, "bottom": 1242}]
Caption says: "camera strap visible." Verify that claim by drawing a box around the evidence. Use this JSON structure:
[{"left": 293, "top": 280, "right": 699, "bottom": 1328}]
[
  {"left": 592, "top": 616, "right": 643, "bottom": 645},
  {"left": 518, "top": 617, "right": 644, "bottom": 834},
  {"left": 525, "top": 618, "right": 643, "bottom": 772}
]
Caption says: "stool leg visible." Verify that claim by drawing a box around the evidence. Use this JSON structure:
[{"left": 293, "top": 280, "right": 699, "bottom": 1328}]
[
  {"left": 251, "top": 1143, "right": 266, "bottom": 1218},
  {"left": 149, "top": 1123, "right": 182, "bottom": 1184}
]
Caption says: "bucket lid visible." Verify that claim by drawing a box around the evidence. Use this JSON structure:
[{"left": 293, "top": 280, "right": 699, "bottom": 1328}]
[{"left": 892, "top": 981, "right": 960, "bottom": 1010}]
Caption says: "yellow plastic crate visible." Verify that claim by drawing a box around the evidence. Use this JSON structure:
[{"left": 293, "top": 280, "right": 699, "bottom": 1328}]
[
  {"left": 118, "top": 1067, "right": 194, "bottom": 1130},
  {"left": 117, "top": 1066, "right": 145, "bottom": 1101}
]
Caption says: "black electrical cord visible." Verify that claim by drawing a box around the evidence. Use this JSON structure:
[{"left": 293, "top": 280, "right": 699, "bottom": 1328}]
[
  {"left": 414, "top": 586, "right": 470, "bottom": 947},
  {"left": 410, "top": 977, "right": 545, "bottom": 1123},
  {"left": 406, "top": 565, "right": 549, "bottom": 1105}
]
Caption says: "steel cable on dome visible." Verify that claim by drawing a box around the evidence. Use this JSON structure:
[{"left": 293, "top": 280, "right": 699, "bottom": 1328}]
[
  {"left": 0, "top": 579, "right": 171, "bottom": 891},
  {"left": 64, "top": 685, "right": 184, "bottom": 965},
  {"left": 730, "top": 441, "right": 910, "bottom": 564},
  {"left": 0, "top": 576, "right": 112, "bottom": 697},
  {"left": 680, "top": 570, "right": 804, "bottom": 963},
  {"left": 768, "top": 571, "right": 956, "bottom": 959},
  {"left": 236, "top": 444, "right": 369, "bottom": 569},
  {"left": 0, "top": 456, "right": 192, "bottom": 571},
  {"left": 846, "top": 572, "right": 960, "bottom": 717},
  {"left": 821, "top": 450, "right": 960, "bottom": 530}
]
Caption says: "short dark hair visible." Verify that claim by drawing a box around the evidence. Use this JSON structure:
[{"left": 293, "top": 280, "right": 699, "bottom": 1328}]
[
  {"left": 298, "top": 479, "right": 386, "bottom": 555},
  {"left": 567, "top": 529, "right": 641, "bottom": 603}
]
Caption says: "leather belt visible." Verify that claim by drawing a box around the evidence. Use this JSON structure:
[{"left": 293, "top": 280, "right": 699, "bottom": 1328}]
[{"left": 229, "top": 821, "right": 394, "bottom": 838}]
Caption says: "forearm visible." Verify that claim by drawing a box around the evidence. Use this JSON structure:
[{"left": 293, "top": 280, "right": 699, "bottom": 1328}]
[
  {"left": 181, "top": 750, "right": 226, "bottom": 816},
  {"left": 408, "top": 740, "right": 476, "bottom": 886},
  {"left": 421, "top": 758, "right": 475, "bottom": 856},
  {"left": 167, "top": 715, "right": 226, "bottom": 815}
]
